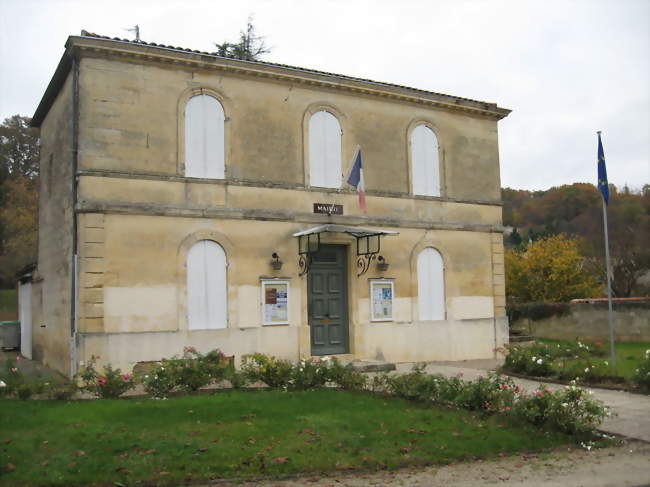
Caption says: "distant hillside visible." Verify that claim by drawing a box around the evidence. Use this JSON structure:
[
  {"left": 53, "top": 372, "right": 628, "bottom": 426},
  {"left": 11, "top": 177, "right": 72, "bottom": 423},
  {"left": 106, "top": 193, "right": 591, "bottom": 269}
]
[{"left": 501, "top": 183, "right": 650, "bottom": 297}]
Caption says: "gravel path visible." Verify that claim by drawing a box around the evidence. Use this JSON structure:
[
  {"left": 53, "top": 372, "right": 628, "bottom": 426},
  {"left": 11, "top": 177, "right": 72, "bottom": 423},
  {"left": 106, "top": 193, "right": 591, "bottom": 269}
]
[{"left": 215, "top": 439, "right": 650, "bottom": 487}]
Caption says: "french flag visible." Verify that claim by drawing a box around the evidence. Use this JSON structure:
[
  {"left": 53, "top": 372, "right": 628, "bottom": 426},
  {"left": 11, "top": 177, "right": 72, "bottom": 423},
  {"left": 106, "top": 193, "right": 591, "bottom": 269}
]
[{"left": 346, "top": 147, "right": 367, "bottom": 213}]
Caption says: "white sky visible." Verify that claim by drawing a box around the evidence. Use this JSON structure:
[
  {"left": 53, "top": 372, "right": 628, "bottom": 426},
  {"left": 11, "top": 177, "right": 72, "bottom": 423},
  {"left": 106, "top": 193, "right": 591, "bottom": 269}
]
[{"left": 1, "top": 0, "right": 648, "bottom": 191}]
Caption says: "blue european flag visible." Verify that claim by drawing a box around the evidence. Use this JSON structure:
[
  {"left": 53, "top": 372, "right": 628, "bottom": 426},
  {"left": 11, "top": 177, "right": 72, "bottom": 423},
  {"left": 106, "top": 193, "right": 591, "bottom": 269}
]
[{"left": 597, "top": 133, "right": 609, "bottom": 204}]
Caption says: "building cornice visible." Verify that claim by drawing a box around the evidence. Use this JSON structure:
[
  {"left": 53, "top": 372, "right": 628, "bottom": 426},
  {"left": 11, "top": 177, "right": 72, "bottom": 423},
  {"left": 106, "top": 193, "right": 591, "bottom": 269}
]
[{"left": 32, "top": 34, "right": 511, "bottom": 126}]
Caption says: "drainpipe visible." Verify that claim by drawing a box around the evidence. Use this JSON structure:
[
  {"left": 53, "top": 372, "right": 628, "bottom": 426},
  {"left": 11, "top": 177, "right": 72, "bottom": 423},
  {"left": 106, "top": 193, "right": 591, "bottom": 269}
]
[{"left": 69, "top": 53, "right": 80, "bottom": 378}]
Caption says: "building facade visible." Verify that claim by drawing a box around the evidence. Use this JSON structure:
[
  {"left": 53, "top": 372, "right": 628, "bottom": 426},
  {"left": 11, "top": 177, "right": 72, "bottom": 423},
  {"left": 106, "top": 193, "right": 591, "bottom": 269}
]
[{"left": 28, "top": 32, "right": 511, "bottom": 376}]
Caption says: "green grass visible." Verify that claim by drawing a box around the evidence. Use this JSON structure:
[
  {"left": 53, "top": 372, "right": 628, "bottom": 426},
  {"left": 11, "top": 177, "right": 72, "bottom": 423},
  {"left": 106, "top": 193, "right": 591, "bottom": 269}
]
[
  {"left": 0, "top": 389, "right": 576, "bottom": 486},
  {"left": 0, "top": 289, "right": 17, "bottom": 321},
  {"left": 539, "top": 339, "right": 649, "bottom": 379}
]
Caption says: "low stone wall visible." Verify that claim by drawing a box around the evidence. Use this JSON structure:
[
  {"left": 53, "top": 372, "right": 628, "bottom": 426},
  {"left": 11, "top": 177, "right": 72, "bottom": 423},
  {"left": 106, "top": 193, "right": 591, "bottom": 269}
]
[{"left": 512, "top": 301, "right": 650, "bottom": 342}]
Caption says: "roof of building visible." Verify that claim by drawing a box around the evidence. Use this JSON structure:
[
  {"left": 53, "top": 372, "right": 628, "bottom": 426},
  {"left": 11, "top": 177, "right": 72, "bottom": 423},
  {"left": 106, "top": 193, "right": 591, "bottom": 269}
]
[{"left": 31, "top": 31, "right": 511, "bottom": 126}]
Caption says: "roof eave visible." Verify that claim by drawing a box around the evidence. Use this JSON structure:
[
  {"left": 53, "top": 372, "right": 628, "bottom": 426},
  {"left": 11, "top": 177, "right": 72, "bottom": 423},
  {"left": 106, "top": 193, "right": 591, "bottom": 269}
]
[{"left": 30, "top": 39, "right": 75, "bottom": 128}]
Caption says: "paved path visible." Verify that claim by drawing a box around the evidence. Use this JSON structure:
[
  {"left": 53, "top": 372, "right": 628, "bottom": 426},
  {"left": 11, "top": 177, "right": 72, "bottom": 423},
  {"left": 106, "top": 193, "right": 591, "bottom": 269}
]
[{"left": 393, "top": 359, "right": 650, "bottom": 443}]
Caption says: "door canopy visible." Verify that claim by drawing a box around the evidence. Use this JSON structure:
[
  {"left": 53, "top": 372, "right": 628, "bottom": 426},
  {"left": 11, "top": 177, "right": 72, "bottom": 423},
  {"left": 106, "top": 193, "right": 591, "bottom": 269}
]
[{"left": 292, "top": 224, "right": 398, "bottom": 276}]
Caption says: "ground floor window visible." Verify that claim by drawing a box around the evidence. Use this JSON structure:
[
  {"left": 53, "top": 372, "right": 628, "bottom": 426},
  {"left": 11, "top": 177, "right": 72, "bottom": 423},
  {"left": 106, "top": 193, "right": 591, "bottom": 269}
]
[{"left": 187, "top": 239, "right": 227, "bottom": 329}]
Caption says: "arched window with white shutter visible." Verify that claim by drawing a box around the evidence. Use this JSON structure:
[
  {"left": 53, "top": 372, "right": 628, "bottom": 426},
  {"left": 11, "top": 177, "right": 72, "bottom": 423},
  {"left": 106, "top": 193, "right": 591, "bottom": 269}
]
[
  {"left": 309, "top": 110, "right": 342, "bottom": 188},
  {"left": 187, "top": 240, "right": 227, "bottom": 330},
  {"left": 185, "top": 94, "right": 225, "bottom": 179},
  {"left": 417, "top": 247, "right": 445, "bottom": 321},
  {"left": 411, "top": 125, "right": 440, "bottom": 196}
]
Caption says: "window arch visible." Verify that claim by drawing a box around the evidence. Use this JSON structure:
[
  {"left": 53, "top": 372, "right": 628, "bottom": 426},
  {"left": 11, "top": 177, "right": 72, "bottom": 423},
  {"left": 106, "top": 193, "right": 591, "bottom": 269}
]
[
  {"left": 411, "top": 125, "right": 440, "bottom": 196},
  {"left": 417, "top": 247, "right": 445, "bottom": 321},
  {"left": 184, "top": 94, "right": 225, "bottom": 179},
  {"left": 187, "top": 240, "right": 227, "bottom": 330},
  {"left": 309, "top": 110, "right": 342, "bottom": 188}
]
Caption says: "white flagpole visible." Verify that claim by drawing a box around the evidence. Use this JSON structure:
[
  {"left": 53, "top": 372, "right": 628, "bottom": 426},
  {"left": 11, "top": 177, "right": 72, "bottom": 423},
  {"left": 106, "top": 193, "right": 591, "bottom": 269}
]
[{"left": 598, "top": 130, "right": 616, "bottom": 368}]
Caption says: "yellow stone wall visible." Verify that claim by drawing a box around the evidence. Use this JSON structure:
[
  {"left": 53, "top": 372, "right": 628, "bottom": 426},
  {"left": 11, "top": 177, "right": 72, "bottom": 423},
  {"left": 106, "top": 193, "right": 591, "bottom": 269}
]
[{"left": 34, "top": 35, "right": 509, "bottom": 374}]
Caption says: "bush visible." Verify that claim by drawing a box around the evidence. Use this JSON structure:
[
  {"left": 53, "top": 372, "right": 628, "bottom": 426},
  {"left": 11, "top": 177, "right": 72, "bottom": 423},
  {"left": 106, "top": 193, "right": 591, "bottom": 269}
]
[
  {"left": 166, "top": 347, "right": 227, "bottom": 392},
  {"left": 558, "top": 358, "right": 614, "bottom": 384},
  {"left": 290, "top": 357, "right": 331, "bottom": 390},
  {"left": 0, "top": 358, "right": 24, "bottom": 396},
  {"left": 46, "top": 382, "right": 78, "bottom": 400},
  {"left": 77, "top": 356, "right": 136, "bottom": 399},
  {"left": 632, "top": 349, "right": 650, "bottom": 390},
  {"left": 514, "top": 382, "right": 609, "bottom": 436},
  {"left": 326, "top": 358, "right": 367, "bottom": 391},
  {"left": 501, "top": 342, "right": 555, "bottom": 377},
  {"left": 17, "top": 383, "right": 33, "bottom": 400},
  {"left": 241, "top": 353, "right": 294, "bottom": 388},
  {"left": 224, "top": 367, "right": 248, "bottom": 389},
  {"left": 142, "top": 360, "right": 177, "bottom": 398},
  {"left": 507, "top": 302, "right": 571, "bottom": 323},
  {"left": 455, "top": 374, "right": 518, "bottom": 413}
]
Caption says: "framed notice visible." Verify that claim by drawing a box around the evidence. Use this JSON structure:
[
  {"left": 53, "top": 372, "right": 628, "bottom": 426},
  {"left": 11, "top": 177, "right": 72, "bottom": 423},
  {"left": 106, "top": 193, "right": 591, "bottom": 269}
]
[
  {"left": 261, "top": 279, "right": 290, "bottom": 325},
  {"left": 370, "top": 279, "right": 394, "bottom": 322}
]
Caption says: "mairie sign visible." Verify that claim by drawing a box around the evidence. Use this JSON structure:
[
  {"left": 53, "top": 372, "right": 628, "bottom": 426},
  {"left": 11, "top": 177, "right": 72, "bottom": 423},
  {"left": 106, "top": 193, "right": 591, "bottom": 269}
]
[{"left": 313, "top": 203, "right": 343, "bottom": 215}]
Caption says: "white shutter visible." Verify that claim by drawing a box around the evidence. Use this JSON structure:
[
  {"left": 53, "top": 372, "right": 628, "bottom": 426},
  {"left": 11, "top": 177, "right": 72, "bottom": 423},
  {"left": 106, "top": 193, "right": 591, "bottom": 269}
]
[
  {"left": 309, "top": 111, "right": 342, "bottom": 188},
  {"left": 185, "top": 95, "right": 225, "bottom": 179},
  {"left": 411, "top": 125, "right": 440, "bottom": 196},
  {"left": 417, "top": 247, "right": 445, "bottom": 321},
  {"left": 187, "top": 240, "right": 227, "bottom": 330}
]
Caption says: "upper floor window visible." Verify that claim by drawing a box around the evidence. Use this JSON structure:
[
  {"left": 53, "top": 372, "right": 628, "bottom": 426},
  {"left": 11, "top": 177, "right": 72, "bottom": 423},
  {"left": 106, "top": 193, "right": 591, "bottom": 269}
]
[
  {"left": 309, "top": 110, "right": 342, "bottom": 188},
  {"left": 187, "top": 240, "right": 227, "bottom": 330},
  {"left": 185, "top": 94, "right": 225, "bottom": 179},
  {"left": 417, "top": 247, "right": 445, "bottom": 321},
  {"left": 411, "top": 125, "right": 440, "bottom": 196}
]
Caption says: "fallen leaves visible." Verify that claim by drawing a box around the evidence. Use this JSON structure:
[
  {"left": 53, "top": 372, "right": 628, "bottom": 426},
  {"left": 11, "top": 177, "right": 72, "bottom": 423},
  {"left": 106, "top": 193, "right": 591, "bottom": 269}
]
[{"left": 272, "top": 456, "right": 290, "bottom": 464}]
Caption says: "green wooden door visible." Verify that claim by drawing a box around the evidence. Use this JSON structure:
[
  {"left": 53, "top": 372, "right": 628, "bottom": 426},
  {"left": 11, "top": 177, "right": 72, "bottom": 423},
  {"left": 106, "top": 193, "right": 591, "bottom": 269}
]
[{"left": 308, "top": 245, "right": 349, "bottom": 355}]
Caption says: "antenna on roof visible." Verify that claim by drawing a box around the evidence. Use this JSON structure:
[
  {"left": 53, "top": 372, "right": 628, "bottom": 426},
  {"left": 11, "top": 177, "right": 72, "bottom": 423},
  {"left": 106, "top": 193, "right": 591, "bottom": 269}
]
[{"left": 124, "top": 25, "right": 140, "bottom": 42}]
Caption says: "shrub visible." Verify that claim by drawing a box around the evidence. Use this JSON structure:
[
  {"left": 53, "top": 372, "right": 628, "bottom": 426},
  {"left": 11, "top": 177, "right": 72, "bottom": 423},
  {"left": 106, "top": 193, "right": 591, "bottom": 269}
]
[
  {"left": 241, "top": 353, "right": 293, "bottom": 388},
  {"left": 455, "top": 374, "right": 518, "bottom": 413},
  {"left": 17, "top": 383, "right": 33, "bottom": 400},
  {"left": 326, "top": 357, "right": 367, "bottom": 391},
  {"left": 0, "top": 358, "right": 25, "bottom": 396},
  {"left": 77, "top": 356, "right": 136, "bottom": 399},
  {"left": 290, "top": 357, "right": 331, "bottom": 390},
  {"left": 501, "top": 342, "right": 555, "bottom": 377},
  {"left": 224, "top": 367, "right": 248, "bottom": 389},
  {"left": 142, "top": 360, "right": 177, "bottom": 398},
  {"left": 166, "top": 347, "right": 226, "bottom": 392},
  {"left": 513, "top": 382, "right": 609, "bottom": 436},
  {"left": 558, "top": 358, "right": 614, "bottom": 384},
  {"left": 632, "top": 349, "right": 650, "bottom": 390},
  {"left": 507, "top": 302, "right": 571, "bottom": 323},
  {"left": 46, "top": 382, "right": 78, "bottom": 400}
]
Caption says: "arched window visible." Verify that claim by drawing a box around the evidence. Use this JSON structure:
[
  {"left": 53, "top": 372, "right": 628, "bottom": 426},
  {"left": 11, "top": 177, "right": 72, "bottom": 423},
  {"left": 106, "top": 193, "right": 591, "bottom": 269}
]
[
  {"left": 417, "top": 247, "right": 445, "bottom": 321},
  {"left": 187, "top": 240, "right": 227, "bottom": 330},
  {"left": 309, "top": 110, "right": 342, "bottom": 188},
  {"left": 185, "top": 94, "right": 225, "bottom": 179},
  {"left": 411, "top": 125, "right": 440, "bottom": 196}
]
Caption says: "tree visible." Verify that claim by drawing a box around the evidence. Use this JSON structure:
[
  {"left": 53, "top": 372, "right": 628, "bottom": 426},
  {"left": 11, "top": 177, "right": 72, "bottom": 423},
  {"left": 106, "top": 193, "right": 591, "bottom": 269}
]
[
  {"left": 214, "top": 17, "right": 271, "bottom": 61},
  {"left": 505, "top": 234, "right": 602, "bottom": 303},
  {"left": 0, "top": 115, "right": 40, "bottom": 287},
  {"left": 0, "top": 115, "right": 39, "bottom": 181}
]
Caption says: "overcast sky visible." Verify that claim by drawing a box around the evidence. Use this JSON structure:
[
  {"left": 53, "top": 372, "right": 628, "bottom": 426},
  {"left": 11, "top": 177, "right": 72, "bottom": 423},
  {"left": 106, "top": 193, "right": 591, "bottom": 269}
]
[{"left": 1, "top": 0, "right": 648, "bottom": 191}]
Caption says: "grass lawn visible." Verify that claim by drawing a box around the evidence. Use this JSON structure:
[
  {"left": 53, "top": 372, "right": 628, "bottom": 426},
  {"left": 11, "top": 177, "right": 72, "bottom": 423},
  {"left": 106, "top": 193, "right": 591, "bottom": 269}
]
[
  {"left": 0, "top": 289, "right": 17, "bottom": 321},
  {"left": 1, "top": 389, "right": 576, "bottom": 486},
  {"left": 538, "top": 338, "right": 650, "bottom": 379}
]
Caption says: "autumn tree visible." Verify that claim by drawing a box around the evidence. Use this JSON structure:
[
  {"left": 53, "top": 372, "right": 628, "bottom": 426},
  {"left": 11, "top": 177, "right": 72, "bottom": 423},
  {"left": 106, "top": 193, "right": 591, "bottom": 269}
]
[
  {"left": 0, "top": 115, "right": 40, "bottom": 287},
  {"left": 505, "top": 234, "right": 602, "bottom": 303},
  {"left": 214, "top": 16, "right": 271, "bottom": 61}
]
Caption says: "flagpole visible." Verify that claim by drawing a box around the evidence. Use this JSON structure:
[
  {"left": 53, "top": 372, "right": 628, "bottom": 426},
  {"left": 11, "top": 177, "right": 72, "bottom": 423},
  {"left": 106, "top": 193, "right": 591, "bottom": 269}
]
[{"left": 598, "top": 130, "right": 616, "bottom": 368}]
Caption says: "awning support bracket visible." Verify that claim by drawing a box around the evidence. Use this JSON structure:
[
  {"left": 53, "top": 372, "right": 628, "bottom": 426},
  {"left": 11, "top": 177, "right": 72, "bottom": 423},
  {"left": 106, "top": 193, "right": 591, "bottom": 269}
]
[{"left": 293, "top": 224, "right": 398, "bottom": 277}]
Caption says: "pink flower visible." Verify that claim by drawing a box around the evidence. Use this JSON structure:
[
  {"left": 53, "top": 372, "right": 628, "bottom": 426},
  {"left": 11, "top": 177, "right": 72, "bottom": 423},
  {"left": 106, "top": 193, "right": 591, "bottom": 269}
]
[
  {"left": 11, "top": 368, "right": 18, "bottom": 373},
  {"left": 500, "top": 384, "right": 508, "bottom": 390},
  {"left": 594, "top": 341, "right": 603, "bottom": 347},
  {"left": 184, "top": 346, "right": 196, "bottom": 353},
  {"left": 514, "top": 386, "right": 521, "bottom": 393},
  {"left": 15, "top": 356, "right": 21, "bottom": 361},
  {"left": 546, "top": 388, "right": 552, "bottom": 394},
  {"left": 122, "top": 374, "right": 132, "bottom": 381},
  {"left": 457, "top": 372, "right": 464, "bottom": 377},
  {"left": 98, "top": 377, "right": 107, "bottom": 385}
]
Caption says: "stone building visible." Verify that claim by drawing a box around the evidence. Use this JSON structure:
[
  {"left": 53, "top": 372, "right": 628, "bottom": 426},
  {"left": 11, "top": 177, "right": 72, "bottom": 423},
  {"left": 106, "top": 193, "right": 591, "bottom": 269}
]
[{"left": 27, "top": 31, "right": 511, "bottom": 376}]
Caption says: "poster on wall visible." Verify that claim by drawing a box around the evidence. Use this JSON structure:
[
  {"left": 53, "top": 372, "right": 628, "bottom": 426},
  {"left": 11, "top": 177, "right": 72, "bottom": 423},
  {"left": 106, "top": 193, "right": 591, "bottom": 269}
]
[
  {"left": 261, "top": 280, "right": 289, "bottom": 325},
  {"left": 370, "top": 279, "right": 394, "bottom": 321}
]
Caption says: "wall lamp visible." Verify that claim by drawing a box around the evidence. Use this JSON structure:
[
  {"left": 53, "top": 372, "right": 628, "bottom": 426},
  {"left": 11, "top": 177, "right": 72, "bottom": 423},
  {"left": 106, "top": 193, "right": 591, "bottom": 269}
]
[
  {"left": 377, "top": 255, "right": 389, "bottom": 272},
  {"left": 271, "top": 252, "right": 283, "bottom": 270}
]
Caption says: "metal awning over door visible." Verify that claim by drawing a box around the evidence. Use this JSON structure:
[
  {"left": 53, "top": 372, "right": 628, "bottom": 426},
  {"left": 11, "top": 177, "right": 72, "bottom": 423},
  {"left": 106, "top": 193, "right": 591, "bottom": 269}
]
[{"left": 292, "top": 224, "right": 398, "bottom": 276}]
